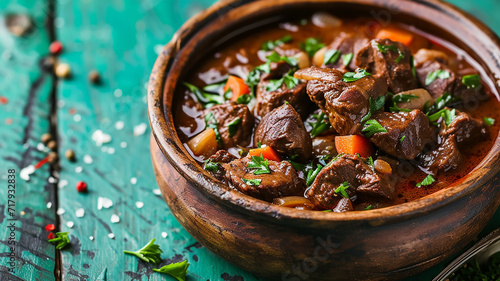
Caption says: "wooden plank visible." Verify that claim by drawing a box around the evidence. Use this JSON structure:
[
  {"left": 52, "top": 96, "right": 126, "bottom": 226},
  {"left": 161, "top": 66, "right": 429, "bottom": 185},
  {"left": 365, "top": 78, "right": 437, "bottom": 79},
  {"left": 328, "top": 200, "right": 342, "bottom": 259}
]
[
  {"left": 0, "top": 1, "right": 57, "bottom": 280},
  {"left": 54, "top": 0, "right": 263, "bottom": 280}
]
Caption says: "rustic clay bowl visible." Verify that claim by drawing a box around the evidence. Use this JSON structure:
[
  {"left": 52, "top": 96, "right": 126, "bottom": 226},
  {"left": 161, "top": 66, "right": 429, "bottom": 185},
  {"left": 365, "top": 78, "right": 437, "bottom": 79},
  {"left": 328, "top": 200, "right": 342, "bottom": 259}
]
[{"left": 147, "top": 0, "right": 500, "bottom": 280}]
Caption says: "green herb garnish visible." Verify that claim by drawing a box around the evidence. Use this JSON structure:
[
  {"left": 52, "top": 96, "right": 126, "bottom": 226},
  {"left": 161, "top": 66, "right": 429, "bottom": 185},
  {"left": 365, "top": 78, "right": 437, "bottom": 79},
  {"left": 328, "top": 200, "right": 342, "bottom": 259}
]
[
  {"left": 484, "top": 117, "right": 495, "bottom": 126},
  {"left": 400, "top": 135, "right": 406, "bottom": 142},
  {"left": 124, "top": 238, "right": 163, "bottom": 264},
  {"left": 361, "top": 95, "right": 386, "bottom": 124},
  {"left": 153, "top": 260, "right": 190, "bottom": 281},
  {"left": 306, "top": 164, "right": 323, "bottom": 186},
  {"left": 323, "top": 49, "right": 341, "bottom": 65},
  {"left": 49, "top": 232, "right": 70, "bottom": 250},
  {"left": 266, "top": 71, "right": 300, "bottom": 92},
  {"left": 410, "top": 55, "right": 416, "bottom": 78},
  {"left": 427, "top": 108, "right": 456, "bottom": 127},
  {"left": 377, "top": 43, "right": 404, "bottom": 63},
  {"left": 309, "top": 111, "right": 331, "bottom": 138},
  {"left": 365, "top": 205, "right": 372, "bottom": 210},
  {"left": 335, "top": 182, "right": 350, "bottom": 198},
  {"left": 416, "top": 174, "right": 435, "bottom": 187},
  {"left": 246, "top": 51, "right": 298, "bottom": 91},
  {"left": 236, "top": 94, "right": 252, "bottom": 104},
  {"left": 204, "top": 159, "right": 219, "bottom": 173},
  {"left": 343, "top": 68, "right": 372, "bottom": 82},
  {"left": 261, "top": 35, "right": 293, "bottom": 51},
  {"left": 227, "top": 117, "right": 242, "bottom": 137},
  {"left": 183, "top": 82, "right": 224, "bottom": 108},
  {"left": 462, "top": 74, "right": 481, "bottom": 89},
  {"left": 424, "top": 92, "right": 458, "bottom": 115},
  {"left": 425, "top": 69, "right": 451, "bottom": 85},
  {"left": 362, "top": 119, "right": 387, "bottom": 137},
  {"left": 299, "top": 37, "right": 325, "bottom": 57},
  {"left": 342, "top": 53, "right": 354, "bottom": 66},
  {"left": 242, "top": 178, "right": 262, "bottom": 186},
  {"left": 247, "top": 153, "right": 271, "bottom": 175},
  {"left": 204, "top": 112, "right": 222, "bottom": 145}
]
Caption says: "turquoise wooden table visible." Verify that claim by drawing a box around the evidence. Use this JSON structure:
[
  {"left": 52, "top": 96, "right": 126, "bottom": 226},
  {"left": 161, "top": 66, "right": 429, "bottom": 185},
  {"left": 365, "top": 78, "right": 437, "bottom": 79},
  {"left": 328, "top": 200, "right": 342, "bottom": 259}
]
[{"left": 0, "top": 0, "right": 499, "bottom": 280}]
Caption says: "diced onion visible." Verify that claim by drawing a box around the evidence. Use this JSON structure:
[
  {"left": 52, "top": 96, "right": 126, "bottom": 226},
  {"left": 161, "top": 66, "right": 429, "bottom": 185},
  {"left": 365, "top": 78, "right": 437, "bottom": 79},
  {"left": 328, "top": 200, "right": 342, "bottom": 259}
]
[{"left": 312, "top": 12, "right": 343, "bottom": 28}]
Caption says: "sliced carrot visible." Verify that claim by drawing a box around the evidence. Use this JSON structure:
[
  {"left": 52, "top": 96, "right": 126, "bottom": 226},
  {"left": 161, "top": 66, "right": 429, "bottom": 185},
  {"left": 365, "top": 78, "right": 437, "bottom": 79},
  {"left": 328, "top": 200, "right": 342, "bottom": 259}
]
[
  {"left": 248, "top": 146, "right": 281, "bottom": 162},
  {"left": 335, "top": 135, "right": 374, "bottom": 158},
  {"left": 225, "top": 75, "right": 250, "bottom": 102},
  {"left": 376, "top": 28, "right": 413, "bottom": 47}
]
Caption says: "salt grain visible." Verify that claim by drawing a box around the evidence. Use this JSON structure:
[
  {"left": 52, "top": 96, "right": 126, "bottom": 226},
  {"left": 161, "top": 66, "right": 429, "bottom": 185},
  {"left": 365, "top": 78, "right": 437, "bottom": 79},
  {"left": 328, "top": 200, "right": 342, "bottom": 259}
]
[
  {"left": 48, "top": 177, "right": 57, "bottom": 184},
  {"left": 75, "top": 208, "right": 85, "bottom": 218},
  {"left": 135, "top": 201, "right": 144, "bottom": 209},
  {"left": 161, "top": 232, "right": 168, "bottom": 238},
  {"left": 107, "top": 147, "right": 115, "bottom": 154},
  {"left": 57, "top": 208, "right": 65, "bottom": 215},
  {"left": 83, "top": 155, "right": 93, "bottom": 164},
  {"left": 47, "top": 202, "right": 52, "bottom": 209},
  {"left": 92, "top": 130, "right": 112, "bottom": 146},
  {"left": 66, "top": 221, "right": 74, "bottom": 228},
  {"left": 130, "top": 177, "right": 137, "bottom": 185},
  {"left": 57, "top": 100, "right": 65, "bottom": 108},
  {"left": 133, "top": 123, "right": 147, "bottom": 136},
  {"left": 97, "top": 197, "right": 113, "bottom": 210},
  {"left": 110, "top": 214, "right": 120, "bottom": 223},
  {"left": 73, "top": 114, "right": 81, "bottom": 122},
  {"left": 153, "top": 189, "right": 161, "bottom": 195},
  {"left": 20, "top": 165, "right": 35, "bottom": 181},
  {"left": 115, "top": 121, "right": 124, "bottom": 130},
  {"left": 114, "top": 89, "right": 122, "bottom": 97},
  {"left": 59, "top": 179, "right": 68, "bottom": 189},
  {"left": 108, "top": 233, "right": 115, "bottom": 239},
  {"left": 89, "top": 236, "right": 94, "bottom": 241},
  {"left": 75, "top": 166, "right": 83, "bottom": 173},
  {"left": 120, "top": 142, "right": 127, "bottom": 148},
  {"left": 37, "top": 143, "right": 45, "bottom": 151}
]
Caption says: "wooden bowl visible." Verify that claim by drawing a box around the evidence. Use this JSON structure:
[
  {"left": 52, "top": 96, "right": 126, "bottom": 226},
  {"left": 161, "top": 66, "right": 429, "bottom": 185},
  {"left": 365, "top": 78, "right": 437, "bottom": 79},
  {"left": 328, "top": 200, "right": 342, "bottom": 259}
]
[{"left": 147, "top": 0, "right": 500, "bottom": 280}]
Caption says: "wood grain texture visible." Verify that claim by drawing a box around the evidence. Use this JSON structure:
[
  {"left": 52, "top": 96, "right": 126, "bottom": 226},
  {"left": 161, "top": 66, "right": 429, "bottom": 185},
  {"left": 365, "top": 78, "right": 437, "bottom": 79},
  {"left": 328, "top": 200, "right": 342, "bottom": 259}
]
[{"left": 0, "top": 1, "right": 57, "bottom": 280}]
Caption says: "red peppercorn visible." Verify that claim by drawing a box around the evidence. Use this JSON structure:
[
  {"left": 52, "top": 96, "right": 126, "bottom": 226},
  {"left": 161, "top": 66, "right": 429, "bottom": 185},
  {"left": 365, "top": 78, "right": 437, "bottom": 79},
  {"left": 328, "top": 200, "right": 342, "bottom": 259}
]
[
  {"left": 76, "top": 181, "right": 88, "bottom": 192},
  {"left": 48, "top": 232, "right": 55, "bottom": 239},
  {"left": 49, "top": 41, "right": 63, "bottom": 55},
  {"left": 45, "top": 224, "right": 55, "bottom": 232},
  {"left": 0, "top": 96, "right": 8, "bottom": 105}
]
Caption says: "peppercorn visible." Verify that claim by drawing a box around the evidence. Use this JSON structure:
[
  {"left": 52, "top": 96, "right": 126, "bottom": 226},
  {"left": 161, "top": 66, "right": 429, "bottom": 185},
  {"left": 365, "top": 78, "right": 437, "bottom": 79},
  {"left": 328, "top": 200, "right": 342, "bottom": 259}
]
[
  {"left": 47, "top": 152, "right": 58, "bottom": 164},
  {"left": 48, "top": 232, "right": 55, "bottom": 240},
  {"left": 76, "top": 181, "right": 87, "bottom": 192},
  {"left": 41, "top": 133, "right": 53, "bottom": 144},
  {"left": 55, "top": 63, "right": 71, "bottom": 78},
  {"left": 88, "top": 70, "right": 101, "bottom": 84},
  {"left": 47, "top": 140, "right": 57, "bottom": 151},
  {"left": 65, "top": 149, "right": 76, "bottom": 161},
  {"left": 42, "top": 56, "right": 56, "bottom": 71},
  {"left": 49, "top": 41, "right": 63, "bottom": 55},
  {"left": 45, "top": 224, "right": 55, "bottom": 232}
]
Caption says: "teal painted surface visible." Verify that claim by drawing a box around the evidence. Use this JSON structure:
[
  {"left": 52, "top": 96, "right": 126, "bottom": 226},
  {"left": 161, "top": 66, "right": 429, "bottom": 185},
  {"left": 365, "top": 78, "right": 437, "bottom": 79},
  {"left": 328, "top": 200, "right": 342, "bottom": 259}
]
[
  {"left": 0, "top": 1, "right": 57, "bottom": 280},
  {"left": 0, "top": 0, "right": 499, "bottom": 280}
]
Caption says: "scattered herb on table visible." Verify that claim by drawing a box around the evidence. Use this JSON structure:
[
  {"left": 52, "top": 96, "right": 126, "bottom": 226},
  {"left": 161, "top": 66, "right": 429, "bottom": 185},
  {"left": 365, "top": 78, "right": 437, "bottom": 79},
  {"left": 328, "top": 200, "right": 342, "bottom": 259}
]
[
  {"left": 49, "top": 232, "right": 70, "bottom": 250},
  {"left": 153, "top": 260, "right": 190, "bottom": 281},
  {"left": 124, "top": 238, "right": 163, "bottom": 264}
]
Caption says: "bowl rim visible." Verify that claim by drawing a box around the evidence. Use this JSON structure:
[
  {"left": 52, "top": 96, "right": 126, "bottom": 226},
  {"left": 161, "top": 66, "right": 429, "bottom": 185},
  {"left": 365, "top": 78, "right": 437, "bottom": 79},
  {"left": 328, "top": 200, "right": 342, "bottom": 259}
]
[{"left": 148, "top": 0, "right": 500, "bottom": 224}]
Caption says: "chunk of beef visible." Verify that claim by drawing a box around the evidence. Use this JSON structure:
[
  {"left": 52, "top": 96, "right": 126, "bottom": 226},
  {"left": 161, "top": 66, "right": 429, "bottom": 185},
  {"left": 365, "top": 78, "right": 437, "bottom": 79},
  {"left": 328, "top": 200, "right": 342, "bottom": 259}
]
[
  {"left": 312, "top": 134, "right": 337, "bottom": 158},
  {"left": 205, "top": 150, "right": 237, "bottom": 182},
  {"left": 332, "top": 198, "right": 354, "bottom": 213},
  {"left": 254, "top": 103, "right": 312, "bottom": 161},
  {"left": 205, "top": 103, "right": 255, "bottom": 149},
  {"left": 294, "top": 67, "right": 387, "bottom": 135},
  {"left": 356, "top": 38, "right": 417, "bottom": 93},
  {"left": 306, "top": 154, "right": 394, "bottom": 209},
  {"left": 256, "top": 61, "right": 312, "bottom": 118},
  {"left": 414, "top": 49, "right": 449, "bottom": 68},
  {"left": 322, "top": 33, "right": 369, "bottom": 72},
  {"left": 419, "top": 136, "right": 463, "bottom": 175},
  {"left": 223, "top": 157, "right": 306, "bottom": 202},
  {"left": 416, "top": 60, "right": 455, "bottom": 99},
  {"left": 439, "top": 109, "right": 487, "bottom": 147},
  {"left": 369, "top": 110, "right": 434, "bottom": 160}
]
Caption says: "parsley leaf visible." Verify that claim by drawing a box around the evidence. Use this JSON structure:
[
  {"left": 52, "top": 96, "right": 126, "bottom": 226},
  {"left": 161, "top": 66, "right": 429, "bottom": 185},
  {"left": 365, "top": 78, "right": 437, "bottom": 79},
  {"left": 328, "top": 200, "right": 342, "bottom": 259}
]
[
  {"left": 410, "top": 55, "right": 416, "bottom": 78},
  {"left": 242, "top": 178, "right": 262, "bottom": 186},
  {"left": 236, "top": 94, "right": 252, "bottom": 104},
  {"left": 361, "top": 96, "right": 386, "bottom": 124},
  {"left": 362, "top": 119, "right": 387, "bottom": 137},
  {"left": 266, "top": 71, "right": 300, "bottom": 91},
  {"left": 247, "top": 153, "right": 271, "bottom": 175},
  {"left": 462, "top": 74, "right": 482, "bottom": 89},
  {"left": 484, "top": 117, "right": 495, "bottom": 126},
  {"left": 416, "top": 175, "right": 435, "bottom": 187},
  {"left": 343, "top": 68, "right": 371, "bottom": 82},
  {"left": 309, "top": 111, "right": 331, "bottom": 138},
  {"left": 365, "top": 205, "right": 373, "bottom": 210},
  {"left": 183, "top": 82, "right": 224, "bottom": 108},
  {"left": 342, "top": 53, "right": 353, "bottom": 66},
  {"left": 427, "top": 108, "right": 456, "bottom": 126},
  {"left": 153, "top": 260, "right": 190, "bottom": 281},
  {"left": 425, "top": 69, "right": 450, "bottom": 85},
  {"left": 124, "top": 238, "right": 163, "bottom": 264},
  {"left": 204, "top": 112, "right": 222, "bottom": 145},
  {"left": 261, "top": 35, "right": 293, "bottom": 51},
  {"left": 424, "top": 92, "right": 458, "bottom": 115},
  {"left": 377, "top": 43, "right": 404, "bottom": 63},
  {"left": 335, "top": 182, "right": 350, "bottom": 198},
  {"left": 204, "top": 159, "right": 219, "bottom": 173},
  {"left": 299, "top": 37, "right": 325, "bottom": 57},
  {"left": 227, "top": 117, "right": 242, "bottom": 137},
  {"left": 203, "top": 79, "right": 228, "bottom": 94},
  {"left": 49, "top": 232, "right": 70, "bottom": 250},
  {"left": 306, "top": 164, "right": 323, "bottom": 186},
  {"left": 400, "top": 135, "right": 406, "bottom": 142},
  {"left": 246, "top": 52, "right": 297, "bottom": 91},
  {"left": 323, "top": 49, "right": 341, "bottom": 65}
]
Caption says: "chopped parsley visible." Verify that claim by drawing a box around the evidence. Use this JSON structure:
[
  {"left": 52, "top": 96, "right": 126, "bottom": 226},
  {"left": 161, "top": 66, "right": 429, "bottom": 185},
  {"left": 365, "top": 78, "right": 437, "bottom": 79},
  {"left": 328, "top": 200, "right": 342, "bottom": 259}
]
[
  {"left": 204, "top": 112, "right": 222, "bottom": 145},
  {"left": 261, "top": 35, "right": 293, "bottom": 51},
  {"left": 410, "top": 55, "right": 416, "bottom": 78},
  {"left": 424, "top": 92, "right": 458, "bottom": 115},
  {"left": 362, "top": 119, "right": 387, "bottom": 137},
  {"left": 484, "top": 117, "right": 495, "bottom": 126},
  {"left": 246, "top": 51, "right": 298, "bottom": 91},
  {"left": 400, "top": 135, "right": 406, "bottom": 142},
  {"left": 361, "top": 96, "right": 386, "bottom": 124},
  {"left": 227, "top": 117, "right": 242, "bottom": 137},
  {"left": 49, "top": 232, "right": 70, "bottom": 250},
  {"left": 425, "top": 69, "right": 451, "bottom": 85},
  {"left": 299, "top": 37, "right": 325, "bottom": 57},
  {"left": 203, "top": 79, "right": 228, "bottom": 94},
  {"left": 306, "top": 164, "right": 323, "bottom": 186},
  {"left": 242, "top": 178, "right": 262, "bottom": 186},
  {"left": 343, "top": 68, "right": 371, "bottom": 83},
  {"left": 462, "top": 74, "right": 482, "bottom": 89},
  {"left": 365, "top": 205, "right": 373, "bottom": 210},
  {"left": 309, "top": 111, "right": 331, "bottom": 138},
  {"left": 377, "top": 43, "right": 404, "bottom": 63},
  {"left": 323, "top": 49, "right": 341, "bottom": 65},
  {"left": 203, "top": 159, "right": 219, "bottom": 173},
  {"left": 416, "top": 174, "right": 435, "bottom": 187},
  {"left": 153, "top": 260, "right": 190, "bottom": 281},
  {"left": 236, "top": 93, "right": 252, "bottom": 104},
  {"left": 223, "top": 88, "right": 233, "bottom": 100},
  {"left": 124, "top": 238, "right": 163, "bottom": 264},
  {"left": 183, "top": 82, "right": 224, "bottom": 108},
  {"left": 266, "top": 71, "right": 300, "bottom": 92},
  {"left": 247, "top": 153, "right": 271, "bottom": 175},
  {"left": 342, "top": 53, "right": 353, "bottom": 66},
  {"left": 335, "top": 182, "right": 350, "bottom": 198},
  {"left": 427, "top": 108, "right": 456, "bottom": 127}
]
